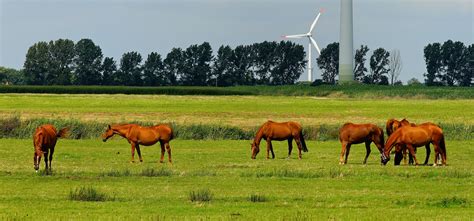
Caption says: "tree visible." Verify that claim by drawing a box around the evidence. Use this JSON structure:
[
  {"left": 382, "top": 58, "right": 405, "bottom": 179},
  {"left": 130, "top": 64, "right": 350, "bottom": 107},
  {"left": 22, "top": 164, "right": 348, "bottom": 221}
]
[
  {"left": 368, "top": 48, "right": 390, "bottom": 85},
  {"left": 353, "top": 45, "right": 370, "bottom": 83},
  {"left": 101, "top": 57, "right": 117, "bottom": 85},
  {"left": 211, "top": 45, "right": 234, "bottom": 86},
  {"left": 388, "top": 49, "right": 402, "bottom": 85},
  {"left": 271, "top": 41, "right": 306, "bottom": 85},
  {"left": 423, "top": 43, "right": 443, "bottom": 86},
  {"left": 440, "top": 40, "right": 466, "bottom": 86},
  {"left": 317, "top": 42, "right": 339, "bottom": 85},
  {"left": 231, "top": 45, "right": 256, "bottom": 85},
  {"left": 163, "top": 48, "right": 184, "bottom": 86},
  {"left": 74, "top": 39, "right": 103, "bottom": 85},
  {"left": 253, "top": 41, "right": 278, "bottom": 84},
  {"left": 407, "top": 77, "right": 422, "bottom": 86},
  {"left": 47, "top": 39, "right": 75, "bottom": 85},
  {"left": 460, "top": 44, "right": 473, "bottom": 86},
  {"left": 117, "top": 52, "right": 143, "bottom": 86},
  {"left": 180, "top": 42, "right": 213, "bottom": 86},
  {"left": 23, "top": 41, "right": 50, "bottom": 85},
  {"left": 143, "top": 52, "right": 165, "bottom": 86},
  {"left": 0, "top": 66, "right": 25, "bottom": 85}
]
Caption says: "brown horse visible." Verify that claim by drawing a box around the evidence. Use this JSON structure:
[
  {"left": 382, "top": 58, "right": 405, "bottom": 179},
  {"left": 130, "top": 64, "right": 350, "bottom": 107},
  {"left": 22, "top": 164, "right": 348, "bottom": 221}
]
[
  {"left": 33, "top": 124, "right": 69, "bottom": 172},
  {"left": 251, "top": 121, "right": 308, "bottom": 159},
  {"left": 338, "top": 123, "right": 384, "bottom": 165},
  {"left": 101, "top": 124, "right": 174, "bottom": 163},
  {"left": 381, "top": 123, "right": 447, "bottom": 166},
  {"left": 386, "top": 118, "right": 431, "bottom": 165}
]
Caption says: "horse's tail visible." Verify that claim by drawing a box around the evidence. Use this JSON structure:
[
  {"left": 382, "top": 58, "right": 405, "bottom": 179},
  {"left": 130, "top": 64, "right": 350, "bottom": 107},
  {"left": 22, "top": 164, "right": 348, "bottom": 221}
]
[
  {"left": 57, "top": 127, "right": 69, "bottom": 139},
  {"left": 439, "top": 133, "right": 447, "bottom": 159},
  {"left": 299, "top": 130, "right": 308, "bottom": 152}
]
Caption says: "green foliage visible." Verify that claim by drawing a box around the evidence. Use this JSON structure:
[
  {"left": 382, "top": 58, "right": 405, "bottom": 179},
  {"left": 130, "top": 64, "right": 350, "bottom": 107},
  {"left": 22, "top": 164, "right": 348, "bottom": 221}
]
[
  {"left": 140, "top": 167, "right": 173, "bottom": 177},
  {"left": 69, "top": 186, "right": 112, "bottom": 202},
  {"left": 74, "top": 39, "right": 103, "bottom": 85},
  {"left": 189, "top": 188, "right": 213, "bottom": 202},
  {"left": 354, "top": 45, "right": 370, "bottom": 83},
  {"left": 430, "top": 197, "right": 470, "bottom": 208},
  {"left": 0, "top": 66, "right": 25, "bottom": 85},
  {"left": 317, "top": 42, "right": 339, "bottom": 84},
  {"left": 249, "top": 193, "right": 267, "bottom": 202},
  {"left": 143, "top": 52, "right": 165, "bottom": 86},
  {"left": 101, "top": 57, "right": 117, "bottom": 85},
  {"left": 368, "top": 48, "right": 390, "bottom": 85},
  {"left": 118, "top": 52, "right": 143, "bottom": 86}
]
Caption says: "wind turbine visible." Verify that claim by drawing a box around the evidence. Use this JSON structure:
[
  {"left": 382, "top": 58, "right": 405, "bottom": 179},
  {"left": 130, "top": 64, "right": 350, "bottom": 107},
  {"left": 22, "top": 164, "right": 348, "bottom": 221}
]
[{"left": 283, "top": 9, "right": 323, "bottom": 82}]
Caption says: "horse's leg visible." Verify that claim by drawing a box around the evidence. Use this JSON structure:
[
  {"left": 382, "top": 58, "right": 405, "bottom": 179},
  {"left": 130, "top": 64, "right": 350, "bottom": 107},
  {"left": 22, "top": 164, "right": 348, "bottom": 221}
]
[
  {"left": 408, "top": 147, "right": 417, "bottom": 165},
  {"left": 406, "top": 144, "right": 419, "bottom": 165},
  {"left": 43, "top": 151, "right": 48, "bottom": 171},
  {"left": 265, "top": 139, "right": 271, "bottom": 159},
  {"left": 49, "top": 148, "right": 54, "bottom": 171},
  {"left": 294, "top": 138, "right": 303, "bottom": 159},
  {"left": 165, "top": 142, "right": 172, "bottom": 163},
  {"left": 339, "top": 142, "right": 347, "bottom": 165},
  {"left": 159, "top": 142, "right": 165, "bottom": 163},
  {"left": 423, "top": 144, "right": 430, "bottom": 165},
  {"left": 136, "top": 144, "right": 143, "bottom": 162},
  {"left": 287, "top": 138, "right": 293, "bottom": 159},
  {"left": 402, "top": 146, "right": 408, "bottom": 165},
  {"left": 363, "top": 141, "right": 371, "bottom": 164},
  {"left": 130, "top": 143, "right": 136, "bottom": 163},
  {"left": 344, "top": 144, "right": 352, "bottom": 164}
]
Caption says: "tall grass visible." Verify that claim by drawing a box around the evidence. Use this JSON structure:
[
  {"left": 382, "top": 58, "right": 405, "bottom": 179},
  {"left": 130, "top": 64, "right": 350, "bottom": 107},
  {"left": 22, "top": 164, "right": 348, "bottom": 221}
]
[
  {"left": 1, "top": 85, "right": 472, "bottom": 99},
  {"left": 69, "top": 186, "right": 113, "bottom": 202},
  {"left": 189, "top": 188, "right": 213, "bottom": 202},
  {"left": 1, "top": 117, "right": 471, "bottom": 140}
]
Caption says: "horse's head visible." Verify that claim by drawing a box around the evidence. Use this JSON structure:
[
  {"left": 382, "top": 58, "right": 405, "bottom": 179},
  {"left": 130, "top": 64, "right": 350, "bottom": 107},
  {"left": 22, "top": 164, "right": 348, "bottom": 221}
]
[
  {"left": 33, "top": 149, "right": 42, "bottom": 171},
  {"left": 101, "top": 125, "right": 114, "bottom": 142},
  {"left": 251, "top": 142, "right": 260, "bottom": 159},
  {"left": 381, "top": 152, "right": 390, "bottom": 165}
]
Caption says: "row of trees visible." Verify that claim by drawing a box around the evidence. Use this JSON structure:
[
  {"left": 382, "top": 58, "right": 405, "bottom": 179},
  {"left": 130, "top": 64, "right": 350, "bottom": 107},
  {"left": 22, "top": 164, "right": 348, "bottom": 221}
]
[
  {"left": 21, "top": 39, "right": 306, "bottom": 86},
  {"left": 317, "top": 43, "right": 404, "bottom": 85},
  {"left": 424, "top": 40, "right": 473, "bottom": 86},
  {"left": 316, "top": 40, "right": 472, "bottom": 86}
]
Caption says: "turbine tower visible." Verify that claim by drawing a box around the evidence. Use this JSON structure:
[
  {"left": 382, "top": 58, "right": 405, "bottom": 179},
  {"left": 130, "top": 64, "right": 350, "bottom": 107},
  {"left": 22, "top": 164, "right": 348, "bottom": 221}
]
[
  {"left": 283, "top": 10, "right": 323, "bottom": 82},
  {"left": 338, "top": 0, "right": 354, "bottom": 83}
]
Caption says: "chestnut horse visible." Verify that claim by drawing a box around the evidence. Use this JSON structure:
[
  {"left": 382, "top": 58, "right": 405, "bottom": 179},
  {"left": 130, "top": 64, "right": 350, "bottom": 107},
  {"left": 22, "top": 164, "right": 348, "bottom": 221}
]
[
  {"left": 338, "top": 123, "right": 384, "bottom": 165},
  {"left": 251, "top": 121, "right": 308, "bottom": 159},
  {"left": 381, "top": 123, "right": 446, "bottom": 166},
  {"left": 33, "top": 124, "right": 69, "bottom": 172},
  {"left": 386, "top": 118, "right": 431, "bottom": 165},
  {"left": 102, "top": 124, "right": 174, "bottom": 163}
]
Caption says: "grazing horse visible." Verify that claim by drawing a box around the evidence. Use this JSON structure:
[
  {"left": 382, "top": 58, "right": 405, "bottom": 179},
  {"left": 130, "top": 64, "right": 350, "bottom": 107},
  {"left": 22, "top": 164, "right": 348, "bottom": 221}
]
[
  {"left": 338, "top": 123, "right": 384, "bottom": 165},
  {"left": 102, "top": 124, "right": 174, "bottom": 163},
  {"left": 251, "top": 121, "right": 308, "bottom": 159},
  {"left": 381, "top": 123, "right": 446, "bottom": 166},
  {"left": 33, "top": 124, "right": 69, "bottom": 172},
  {"left": 386, "top": 118, "right": 431, "bottom": 165}
]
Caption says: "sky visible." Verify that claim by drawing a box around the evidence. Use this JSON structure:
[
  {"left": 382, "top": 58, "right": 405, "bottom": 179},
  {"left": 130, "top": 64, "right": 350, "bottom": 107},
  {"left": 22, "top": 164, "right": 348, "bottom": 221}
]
[{"left": 0, "top": 0, "right": 473, "bottom": 83}]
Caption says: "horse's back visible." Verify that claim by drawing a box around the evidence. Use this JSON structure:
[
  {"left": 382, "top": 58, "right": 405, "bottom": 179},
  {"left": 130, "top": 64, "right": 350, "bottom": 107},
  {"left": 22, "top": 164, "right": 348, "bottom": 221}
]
[
  {"left": 34, "top": 124, "right": 58, "bottom": 149},
  {"left": 339, "top": 123, "right": 380, "bottom": 143}
]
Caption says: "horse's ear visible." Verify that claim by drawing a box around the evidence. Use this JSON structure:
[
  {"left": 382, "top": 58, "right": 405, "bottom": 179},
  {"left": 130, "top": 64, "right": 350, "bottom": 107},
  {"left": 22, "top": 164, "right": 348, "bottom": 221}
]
[{"left": 108, "top": 125, "right": 111, "bottom": 130}]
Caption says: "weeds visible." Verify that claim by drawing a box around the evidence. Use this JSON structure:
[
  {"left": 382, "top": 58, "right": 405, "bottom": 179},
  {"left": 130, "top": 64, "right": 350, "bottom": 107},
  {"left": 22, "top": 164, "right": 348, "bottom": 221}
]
[
  {"left": 249, "top": 194, "right": 267, "bottom": 202},
  {"left": 140, "top": 167, "right": 173, "bottom": 177},
  {"left": 189, "top": 188, "right": 213, "bottom": 202},
  {"left": 69, "top": 186, "right": 112, "bottom": 202}
]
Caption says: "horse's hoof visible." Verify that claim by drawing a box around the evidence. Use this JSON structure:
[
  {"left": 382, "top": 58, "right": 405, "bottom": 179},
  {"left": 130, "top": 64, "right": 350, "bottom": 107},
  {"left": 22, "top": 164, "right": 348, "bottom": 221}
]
[{"left": 35, "top": 170, "right": 38, "bottom": 173}]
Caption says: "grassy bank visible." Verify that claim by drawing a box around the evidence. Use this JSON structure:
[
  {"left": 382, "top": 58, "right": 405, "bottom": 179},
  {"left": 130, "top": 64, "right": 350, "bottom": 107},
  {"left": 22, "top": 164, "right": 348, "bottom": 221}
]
[
  {"left": 1, "top": 84, "right": 472, "bottom": 99},
  {"left": 0, "top": 139, "right": 472, "bottom": 220},
  {"left": 1, "top": 117, "right": 472, "bottom": 141}
]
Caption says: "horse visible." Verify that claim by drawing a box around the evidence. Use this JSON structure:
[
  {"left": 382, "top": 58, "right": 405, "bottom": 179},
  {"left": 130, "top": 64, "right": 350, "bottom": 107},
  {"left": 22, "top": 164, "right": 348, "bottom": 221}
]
[
  {"left": 33, "top": 124, "right": 69, "bottom": 172},
  {"left": 338, "top": 123, "right": 384, "bottom": 165},
  {"left": 251, "top": 121, "right": 308, "bottom": 159},
  {"left": 386, "top": 118, "right": 431, "bottom": 165},
  {"left": 381, "top": 123, "right": 447, "bottom": 166},
  {"left": 101, "top": 124, "right": 174, "bottom": 163}
]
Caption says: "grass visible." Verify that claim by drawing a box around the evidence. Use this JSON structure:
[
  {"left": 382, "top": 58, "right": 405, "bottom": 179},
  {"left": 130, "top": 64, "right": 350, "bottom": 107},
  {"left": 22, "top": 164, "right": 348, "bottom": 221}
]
[
  {"left": 249, "top": 194, "right": 267, "bottom": 203},
  {"left": 69, "top": 186, "right": 112, "bottom": 202},
  {"left": 0, "top": 139, "right": 472, "bottom": 219},
  {"left": 189, "top": 188, "right": 213, "bottom": 202},
  {"left": 1, "top": 84, "right": 473, "bottom": 99},
  {"left": 1, "top": 93, "right": 473, "bottom": 128}
]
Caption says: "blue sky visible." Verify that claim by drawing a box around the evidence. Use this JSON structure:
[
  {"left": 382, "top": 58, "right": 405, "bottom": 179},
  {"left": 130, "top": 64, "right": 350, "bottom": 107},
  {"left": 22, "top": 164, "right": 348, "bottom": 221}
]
[{"left": 1, "top": 0, "right": 472, "bottom": 82}]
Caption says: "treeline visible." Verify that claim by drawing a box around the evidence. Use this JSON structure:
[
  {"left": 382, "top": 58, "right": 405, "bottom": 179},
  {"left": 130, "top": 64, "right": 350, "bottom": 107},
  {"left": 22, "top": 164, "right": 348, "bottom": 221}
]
[
  {"left": 316, "top": 40, "right": 473, "bottom": 86},
  {"left": 18, "top": 39, "right": 306, "bottom": 86}
]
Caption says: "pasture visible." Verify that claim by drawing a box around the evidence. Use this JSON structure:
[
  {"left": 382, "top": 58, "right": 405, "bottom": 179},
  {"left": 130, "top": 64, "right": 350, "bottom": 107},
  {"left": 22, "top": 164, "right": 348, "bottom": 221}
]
[{"left": 0, "top": 93, "right": 473, "bottom": 219}]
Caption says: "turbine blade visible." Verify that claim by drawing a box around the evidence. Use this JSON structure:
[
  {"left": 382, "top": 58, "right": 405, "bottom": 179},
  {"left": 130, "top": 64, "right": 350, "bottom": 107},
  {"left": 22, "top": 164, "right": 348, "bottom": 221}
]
[
  {"left": 309, "top": 37, "right": 321, "bottom": 55},
  {"left": 309, "top": 12, "right": 322, "bottom": 33},
  {"left": 283, "top": 34, "right": 308, "bottom": 39}
]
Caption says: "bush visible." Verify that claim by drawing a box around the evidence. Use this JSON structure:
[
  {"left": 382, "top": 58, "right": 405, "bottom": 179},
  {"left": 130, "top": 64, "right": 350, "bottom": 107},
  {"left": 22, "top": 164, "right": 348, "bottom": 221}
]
[
  {"left": 189, "top": 188, "right": 213, "bottom": 202},
  {"left": 69, "top": 186, "right": 112, "bottom": 202}
]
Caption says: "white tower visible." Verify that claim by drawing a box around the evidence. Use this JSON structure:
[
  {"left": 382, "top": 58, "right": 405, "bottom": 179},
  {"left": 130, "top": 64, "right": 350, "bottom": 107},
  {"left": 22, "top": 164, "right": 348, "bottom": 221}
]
[{"left": 338, "top": 0, "right": 354, "bottom": 83}]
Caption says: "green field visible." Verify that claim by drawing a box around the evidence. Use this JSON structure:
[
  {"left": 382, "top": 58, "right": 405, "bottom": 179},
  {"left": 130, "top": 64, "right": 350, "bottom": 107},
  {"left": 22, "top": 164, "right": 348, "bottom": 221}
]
[
  {"left": 0, "top": 139, "right": 472, "bottom": 220},
  {"left": 0, "top": 93, "right": 473, "bottom": 219}
]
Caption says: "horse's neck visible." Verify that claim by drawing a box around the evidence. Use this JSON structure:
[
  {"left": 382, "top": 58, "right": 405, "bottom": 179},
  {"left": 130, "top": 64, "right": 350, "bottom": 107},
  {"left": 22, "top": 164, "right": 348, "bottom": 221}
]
[
  {"left": 253, "top": 127, "right": 265, "bottom": 146},
  {"left": 113, "top": 125, "right": 132, "bottom": 137}
]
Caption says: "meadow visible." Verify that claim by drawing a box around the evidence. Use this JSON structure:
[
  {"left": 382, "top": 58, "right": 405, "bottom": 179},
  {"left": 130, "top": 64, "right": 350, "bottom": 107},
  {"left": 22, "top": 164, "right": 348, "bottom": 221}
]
[{"left": 0, "top": 92, "right": 473, "bottom": 220}]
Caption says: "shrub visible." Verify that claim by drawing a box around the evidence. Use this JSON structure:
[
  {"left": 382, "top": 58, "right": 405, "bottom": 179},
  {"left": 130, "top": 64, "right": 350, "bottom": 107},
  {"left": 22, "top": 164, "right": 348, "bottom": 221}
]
[
  {"left": 69, "top": 186, "right": 111, "bottom": 202},
  {"left": 189, "top": 188, "right": 213, "bottom": 202}
]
